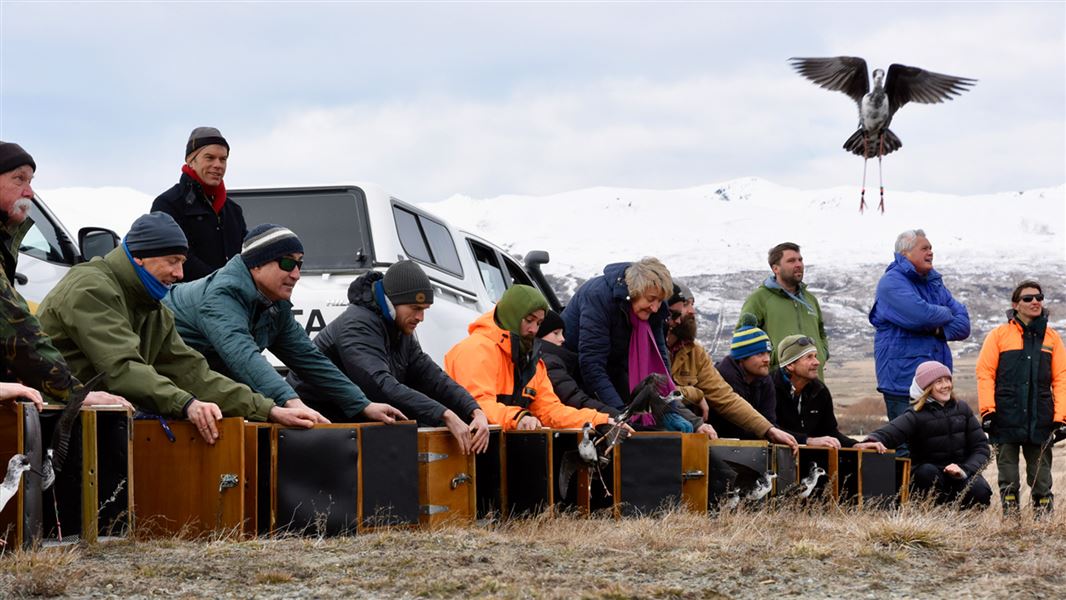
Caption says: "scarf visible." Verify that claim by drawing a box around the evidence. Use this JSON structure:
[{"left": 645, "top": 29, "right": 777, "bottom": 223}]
[
  {"left": 764, "top": 274, "right": 816, "bottom": 315},
  {"left": 181, "top": 164, "right": 227, "bottom": 214},
  {"left": 122, "top": 241, "right": 171, "bottom": 301},
  {"left": 627, "top": 307, "right": 676, "bottom": 396}
]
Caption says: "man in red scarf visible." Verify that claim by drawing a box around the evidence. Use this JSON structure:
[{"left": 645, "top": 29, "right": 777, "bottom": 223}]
[{"left": 151, "top": 127, "right": 247, "bottom": 281}]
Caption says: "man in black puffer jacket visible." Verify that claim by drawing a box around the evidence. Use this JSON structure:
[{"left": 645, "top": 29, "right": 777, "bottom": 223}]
[
  {"left": 536, "top": 310, "right": 620, "bottom": 418},
  {"left": 151, "top": 127, "right": 246, "bottom": 281},
  {"left": 289, "top": 260, "right": 490, "bottom": 454},
  {"left": 857, "top": 361, "right": 992, "bottom": 508}
]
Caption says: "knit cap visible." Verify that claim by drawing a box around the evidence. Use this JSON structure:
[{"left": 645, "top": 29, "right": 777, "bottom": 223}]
[
  {"left": 384, "top": 260, "right": 434, "bottom": 305},
  {"left": 125, "top": 212, "right": 189, "bottom": 258},
  {"left": 668, "top": 282, "right": 693, "bottom": 306},
  {"left": 241, "top": 224, "right": 304, "bottom": 268},
  {"left": 185, "top": 126, "right": 229, "bottom": 160},
  {"left": 731, "top": 313, "right": 772, "bottom": 360},
  {"left": 910, "top": 360, "right": 952, "bottom": 399},
  {"left": 495, "top": 285, "right": 549, "bottom": 333},
  {"left": 0, "top": 141, "right": 35, "bottom": 174},
  {"left": 777, "top": 334, "right": 818, "bottom": 368},
  {"left": 536, "top": 309, "right": 565, "bottom": 339}
]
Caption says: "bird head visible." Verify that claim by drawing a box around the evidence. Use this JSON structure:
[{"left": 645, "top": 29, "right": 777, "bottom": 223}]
[
  {"left": 7, "top": 454, "right": 31, "bottom": 476},
  {"left": 872, "top": 68, "right": 885, "bottom": 84}
]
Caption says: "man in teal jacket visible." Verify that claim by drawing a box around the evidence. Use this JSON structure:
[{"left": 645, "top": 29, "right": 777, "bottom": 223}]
[
  {"left": 38, "top": 213, "right": 327, "bottom": 445},
  {"left": 739, "top": 242, "right": 828, "bottom": 379},
  {"left": 166, "top": 224, "right": 405, "bottom": 424}
]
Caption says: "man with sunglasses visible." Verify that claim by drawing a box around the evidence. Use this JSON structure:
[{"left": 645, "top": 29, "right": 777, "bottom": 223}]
[
  {"left": 773, "top": 334, "right": 856, "bottom": 449},
  {"left": 38, "top": 214, "right": 338, "bottom": 446},
  {"left": 166, "top": 224, "right": 406, "bottom": 427},
  {"left": 977, "top": 280, "right": 1066, "bottom": 516}
]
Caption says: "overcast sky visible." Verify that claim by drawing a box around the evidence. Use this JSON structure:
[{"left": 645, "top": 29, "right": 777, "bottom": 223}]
[{"left": 1, "top": 2, "right": 1062, "bottom": 203}]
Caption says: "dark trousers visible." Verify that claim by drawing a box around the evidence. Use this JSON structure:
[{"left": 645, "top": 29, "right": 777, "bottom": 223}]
[
  {"left": 882, "top": 393, "right": 911, "bottom": 457},
  {"left": 996, "top": 442, "right": 1054, "bottom": 502},
  {"left": 911, "top": 463, "right": 992, "bottom": 508}
]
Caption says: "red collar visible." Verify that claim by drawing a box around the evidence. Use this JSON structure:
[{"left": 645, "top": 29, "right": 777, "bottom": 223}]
[{"left": 181, "top": 164, "right": 227, "bottom": 214}]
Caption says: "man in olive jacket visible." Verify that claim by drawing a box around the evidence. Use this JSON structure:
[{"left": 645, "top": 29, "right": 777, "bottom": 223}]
[
  {"left": 37, "top": 213, "right": 323, "bottom": 444},
  {"left": 740, "top": 242, "right": 828, "bottom": 378}
]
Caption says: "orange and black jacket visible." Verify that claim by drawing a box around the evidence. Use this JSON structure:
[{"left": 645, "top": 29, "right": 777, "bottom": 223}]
[{"left": 977, "top": 311, "right": 1066, "bottom": 444}]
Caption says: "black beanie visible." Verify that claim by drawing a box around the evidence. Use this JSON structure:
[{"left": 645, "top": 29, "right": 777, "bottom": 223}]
[
  {"left": 668, "top": 282, "right": 692, "bottom": 306},
  {"left": 384, "top": 260, "right": 434, "bottom": 305},
  {"left": 241, "top": 224, "right": 304, "bottom": 268},
  {"left": 125, "top": 212, "right": 189, "bottom": 258},
  {"left": 536, "top": 309, "right": 565, "bottom": 339},
  {"left": 0, "top": 141, "right": 36, "bottom": 174},
  {"left": 185, "top": 127, "right": 229, "bottom": 160}
]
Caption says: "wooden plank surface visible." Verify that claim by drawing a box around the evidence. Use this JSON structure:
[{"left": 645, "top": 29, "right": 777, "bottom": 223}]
[{"left": 417, "top": 428, "right": 476, "bottom": 528}]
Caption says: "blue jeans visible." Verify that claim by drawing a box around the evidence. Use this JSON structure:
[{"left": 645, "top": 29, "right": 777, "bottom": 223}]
[{"left": 883, "top": 393, "right": 911, "bottom": 457}]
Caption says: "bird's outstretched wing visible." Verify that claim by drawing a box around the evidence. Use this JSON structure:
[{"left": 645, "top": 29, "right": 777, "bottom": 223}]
[
  {"left": 50, "top": 372, "right": 106, "bottom": 476},
  {"left": 885, "top": 64, "right": 976, "bottom": 118},
  {"left": 789, "top": 56, "right": 869, "bottom": 106}
]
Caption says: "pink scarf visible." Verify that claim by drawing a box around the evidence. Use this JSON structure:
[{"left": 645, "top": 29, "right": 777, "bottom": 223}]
[{"left": 627, "top": 307, "right": 676, "bottom": 397}]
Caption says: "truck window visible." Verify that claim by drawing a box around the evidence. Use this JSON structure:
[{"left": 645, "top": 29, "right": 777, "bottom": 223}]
[
  {"left": 503, "top": 255, "right": 535, "bottom": 288},
  {"left": 469, "top": 242, "right": 508, "bottom": 302},
  {"left": 393, "top": 206, "right": 462, "bottom": 277},
  {"left": 236, "top": 189, "right": 373, "bottom": 272},
  {"left": 20, "top": 201, "right": 76, "bottom": 265}
]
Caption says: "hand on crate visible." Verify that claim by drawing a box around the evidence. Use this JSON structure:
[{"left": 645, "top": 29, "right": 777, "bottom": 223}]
[
  {"left": 766, "top": 427, "right": 799, "bottom": 454},
  {"left": 282, "top": 399, "right": 330, "bottom": 424},
  {"left": 805, "top": 436, "right": 842, "bottom": 450},
  {"left": 186, "top": 398, "right": 223, "bottom": 444},
  {"left": 443, "top": 410, "right": 474, "bottom": 454},
  {"left": 695, "top": 423, "right": 718, "bottom": 440},
  {"left": 854, "top": 440, "right": 888, "bottom": 454},
  {"left": 469, "top": 410, "right": 490, "bottom": 454},
  {"left": 0, "top": 382, "right": 43, "bottom": 411},
  {"left": 516, "top": 415, "right": 542, "bottom": 430},
  {"left": 84, "top": 390, "right": 133, "bottom": 410},
  {"left": 362, "top": 402, "right": 407, "bottom": 424},
  {"left": 269, "top": 404, "right": 322, "bottom": 429}
]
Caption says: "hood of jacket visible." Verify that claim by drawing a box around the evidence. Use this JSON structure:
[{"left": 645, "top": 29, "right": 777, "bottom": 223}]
[
  {"left": 468, "top": 308, "right": 514, "bottom": 359},
  {"left": 1006, "top": 308, "right": 1049, "bottom": 337},
  {"left": 348, "top": 270, "right": 383, "bottom": 312},
  {"left": 885, "top": 252, "right": 943, "bottom": 285},
  {"left": 602, "top": 262, "right": 633, "bottom": 302}
]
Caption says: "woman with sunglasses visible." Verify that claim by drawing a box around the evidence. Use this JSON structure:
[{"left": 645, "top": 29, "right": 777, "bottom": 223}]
[
  {"left": 166, "top": 224, "right": 408, "bottom": 427},
  {"left": 976, "top": 280, "right": 1066, "bottom": 516}
]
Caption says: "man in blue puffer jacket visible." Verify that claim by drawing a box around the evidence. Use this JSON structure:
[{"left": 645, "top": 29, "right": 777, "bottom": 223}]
[{"left": 869, "top": 229, "right": 970, "bottom": 455}]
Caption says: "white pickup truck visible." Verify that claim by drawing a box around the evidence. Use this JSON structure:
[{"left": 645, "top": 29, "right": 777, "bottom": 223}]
[{"left": 231, "top": 183, "right": 560, "bottom": 365}]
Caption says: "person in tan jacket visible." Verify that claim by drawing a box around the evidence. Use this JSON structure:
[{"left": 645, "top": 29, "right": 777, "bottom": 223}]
[{"left": 665, "top": 285, "right": 797, "bottom": 449}]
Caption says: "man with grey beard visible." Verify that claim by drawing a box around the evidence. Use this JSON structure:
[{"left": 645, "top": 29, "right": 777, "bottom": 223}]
[{"left": 0, "top": 141, "right": 128, "bottom": 408}]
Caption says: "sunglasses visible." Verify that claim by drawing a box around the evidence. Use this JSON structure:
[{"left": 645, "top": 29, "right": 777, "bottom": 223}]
[
  {"left": 1019, "top": 294, "right": 1044, "bottom": 303},
  {"left": 781, "top": 336, "right": 815, "bottom": 354},
  {"left": 670, "top": 310, "right": 683, "bottom": 321},
  {"left": 276, "top": 257, "right": 304, "bottom": 272}
]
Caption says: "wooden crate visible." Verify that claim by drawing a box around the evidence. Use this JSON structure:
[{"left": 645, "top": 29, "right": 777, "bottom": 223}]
[
  {"left": 797, "top": 446, "right": 839, "bottom": 502},
  {"left": 243, "top": 422, "right": 273, "bottom": 536},
  {"left": 895, "top": 458, "right": 912, "bottom": 505},
  {"left": 132, "top": 417, "right": 246, "bottom": 537},
  {"left": 708, "top": 439, "right": 770, "bottom": 507},
  {"left": 836, "top": 448, "right": 898, "bottom": 508},
  {"left": 550, "top": 429, "right": 592, "bottom": 515},
  {"left": 608, "top": 432, "right": 684, "bottom": 518},
  {"left": 474, "top": 427, "right": 503, "bottom": 519},
  {"left": 501, "top": 430, "right": 554, "bottom": 518},
  {"left": 273, "top": 422, "right": 419, "bottom": 535},
  {"left": 417, "top": 427, "right": 476, "bottom": 528},
  {"left": 772, "top": 444, "right": 799, "bottom": 497},
  {"left": 681, "top": 433, "right": 709, "bottom": 513},
  {"left": 0, "top": 402, "right": 43, "bottom": 549}
]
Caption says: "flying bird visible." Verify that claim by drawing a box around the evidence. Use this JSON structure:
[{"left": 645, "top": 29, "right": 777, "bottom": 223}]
[
  {"left": 745, "top": 472, "right": 777, "bottom": 502},
  {"left": 40, "top": 372, "right": 105, "bottom": 490},
  {"left": 558, "top": 423, "right": 602, "bottom": 499},
  {"left": 1, "top": 454, "right": 33, "bottom": 513},
  {"left": 789, "top": 56, "right": 976, "bottom": 213}
]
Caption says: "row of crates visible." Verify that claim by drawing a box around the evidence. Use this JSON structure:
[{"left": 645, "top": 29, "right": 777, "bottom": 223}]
[{"left": 0, "top": 404, "right": 910, "bottom": 548}]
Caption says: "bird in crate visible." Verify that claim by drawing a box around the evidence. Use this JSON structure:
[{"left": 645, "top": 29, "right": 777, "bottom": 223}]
[
  {"left": 784, "top": 462, "right": 828, "bottom": 500},
  {"left": 1, "top": 454, "right": 36, "bottom": 513},
  {"left": 39, "top": 372, "right": 105, "bottom": 491}
]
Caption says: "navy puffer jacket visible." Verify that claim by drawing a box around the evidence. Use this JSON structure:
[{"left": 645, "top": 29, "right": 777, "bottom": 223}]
[{"left": 561, "top": 262, "right": 671, "bottom": 410}]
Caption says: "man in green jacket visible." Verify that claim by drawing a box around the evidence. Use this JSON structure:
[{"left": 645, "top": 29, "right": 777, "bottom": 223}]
[
  {"left": 165, "top": 224, "right": 405, "bottom": 424},
  {"left": 38, "top": 212, "right": 322, "bottom": 445},
  {"left": 0, "top": 141, "right": 127, "bottom": 408},
  {"left": 739, "top": 242, "right": 829, "bottom": 379}
]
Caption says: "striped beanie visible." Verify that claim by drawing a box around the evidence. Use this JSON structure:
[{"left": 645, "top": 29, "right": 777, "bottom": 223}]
[
  {"left": 241, "top": 224, "right": 304, "bottom": 268},
  {"left": 730, "top": 313, "right": 772, "bottom": 360}
]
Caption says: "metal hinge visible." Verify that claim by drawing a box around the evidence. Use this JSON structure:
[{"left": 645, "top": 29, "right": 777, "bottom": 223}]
[
  {"left": 421, "top": 504, "right": 449, "bottom": 515},
  {"left": 219, "top": 473, "right": 239, "bottom": 492},
  {"left": 682, "top": 470, "right": 705, "bottom": 481},
  {"left": 418, "top": 452, "right": 449, "bottom": 463}
]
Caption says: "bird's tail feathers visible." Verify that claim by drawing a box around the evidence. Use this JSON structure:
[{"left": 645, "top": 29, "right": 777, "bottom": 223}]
[{"left": 843, "top": 128, "right": 902, "bottom": 158}]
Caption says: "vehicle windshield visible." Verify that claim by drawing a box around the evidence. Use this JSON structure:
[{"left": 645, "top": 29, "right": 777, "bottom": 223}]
[{"left": 236, "top": 189, "right": 373, "bottom": 272}]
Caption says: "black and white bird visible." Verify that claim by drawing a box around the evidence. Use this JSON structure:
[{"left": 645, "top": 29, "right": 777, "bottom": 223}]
[
  {"left": 558, "top": 423, "right": 603, "bottom": 499},
  {"left": 789, "top": 462, "right": 827, "bottom": 499},
  {"left": 721, "top": 488, "right": 741, "bottom": 511},
  {"left": 789, "top": 56, "right": 976, "bottom": 213},
  {"left": 1, "top": 454, "right": 33, "bottom": 512},
  {"left": 745, "top": 472, "right": 777, "bottom": 502},
  {"left": 40, "top": 372, "right": 104, "bottom": 490}
]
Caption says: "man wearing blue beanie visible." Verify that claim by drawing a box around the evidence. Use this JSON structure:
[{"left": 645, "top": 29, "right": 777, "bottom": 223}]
[
  {"left": 166, "top": 224, "right": 406, "bottom": 425},
  {"left": 713, "top": 313, "right": 779, "bottom": 439},
  {"left": 38, "top": 214, "right": 332, "bottom": 445}
]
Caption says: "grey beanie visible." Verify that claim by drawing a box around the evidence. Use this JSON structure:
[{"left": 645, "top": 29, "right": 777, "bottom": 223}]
[
  {"left": 0, "top": 141, "right": 36, "bottom": 174},
  {"left": 126, "top": 212, "right": 189, "bottom": 258},
  {"left": 185, "top": 126, "right": 229, "bottom": 160},
  {"left": 241, "top": 224, "right": 304, "bottom": 268},
  {"left": 384, "top": 260, "right": 434, "bottom": 305}
]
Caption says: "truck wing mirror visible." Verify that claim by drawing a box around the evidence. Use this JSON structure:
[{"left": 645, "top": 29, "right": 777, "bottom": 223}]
[
  {"left": 522, "top": 250, "right": 563, "bottom": 313},
  {"left": 78, "top": 227, "right": 120, "bottom": 261}
]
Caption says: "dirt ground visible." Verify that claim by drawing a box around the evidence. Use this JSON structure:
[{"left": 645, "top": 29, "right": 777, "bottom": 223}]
[{"left": 3, "top": 357, "right": 1064, "bottom": 599}]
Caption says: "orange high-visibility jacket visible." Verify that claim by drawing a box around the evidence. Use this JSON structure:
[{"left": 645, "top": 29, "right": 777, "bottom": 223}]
[
  {"left": 444, "top": 310, "right": 610, "bottom": 431},
  {"left": 976, "top": 314, "right": 1066, "bottom": 444}
]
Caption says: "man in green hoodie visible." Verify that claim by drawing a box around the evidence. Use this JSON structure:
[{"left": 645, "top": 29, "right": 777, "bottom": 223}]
[
  {"left": 739, "top": 242, "right": 828, "bottom": 379},
  {"left": 38, "top": 212, "right": 323, "bottom": 445}
]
